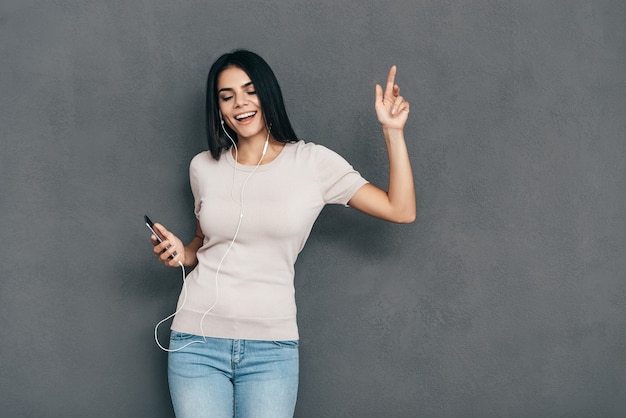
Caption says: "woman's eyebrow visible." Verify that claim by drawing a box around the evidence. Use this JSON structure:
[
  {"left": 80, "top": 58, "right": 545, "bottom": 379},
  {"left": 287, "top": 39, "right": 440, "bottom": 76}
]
[{"left": 218, "top": 81, "right": 254, "bottom": 94}]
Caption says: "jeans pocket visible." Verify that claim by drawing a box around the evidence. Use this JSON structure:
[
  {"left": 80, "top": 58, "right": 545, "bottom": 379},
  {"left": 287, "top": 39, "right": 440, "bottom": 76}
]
[
  {"left": 272, "top": 340, "right": 299, "bottom": 349},
  {"left": 170, "top": 331, "right": 197, "bottom": 341}
]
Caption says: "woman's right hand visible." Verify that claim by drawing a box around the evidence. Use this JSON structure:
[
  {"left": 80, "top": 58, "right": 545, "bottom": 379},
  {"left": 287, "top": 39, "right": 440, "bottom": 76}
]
[{"left": 151, "top": 223, "right": 185, "bottom": 267}]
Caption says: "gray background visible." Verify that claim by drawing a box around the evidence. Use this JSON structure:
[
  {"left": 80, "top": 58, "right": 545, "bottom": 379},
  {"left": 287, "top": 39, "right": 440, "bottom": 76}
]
[{"left": 1, "top": 0, "right": 625, "bottom": 417}]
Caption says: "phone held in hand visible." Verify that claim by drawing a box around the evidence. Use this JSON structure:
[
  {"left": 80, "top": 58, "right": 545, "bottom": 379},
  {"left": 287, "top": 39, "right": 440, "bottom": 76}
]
[
  {"left": 145, "top": 215, "right": 176, "bottom": 259},
  {"left": 144, "top": 215, "right": 164, "bottom": 243}
]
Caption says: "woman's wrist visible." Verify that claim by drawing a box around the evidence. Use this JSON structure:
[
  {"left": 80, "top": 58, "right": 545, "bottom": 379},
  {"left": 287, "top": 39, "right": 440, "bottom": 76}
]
[
  {"left": 182, "top": 249, "right": 197, "bottom": 267},
  {"left": 382, "top": 125, "right": 405, "bottom": 139},
  {"left": 182, "top": 237, "right": 203, "bottom": 267}
]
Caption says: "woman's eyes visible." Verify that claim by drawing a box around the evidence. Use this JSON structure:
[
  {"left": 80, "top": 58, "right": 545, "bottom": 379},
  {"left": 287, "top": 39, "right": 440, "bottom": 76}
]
[{"left": 219, "top": 90, "right": 256, "bottom": 102}]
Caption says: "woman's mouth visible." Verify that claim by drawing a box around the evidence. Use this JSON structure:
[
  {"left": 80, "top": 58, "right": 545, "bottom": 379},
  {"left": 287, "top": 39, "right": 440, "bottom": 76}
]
[{"left": 234, "top": 111, "right": 257, "bottom": 122}]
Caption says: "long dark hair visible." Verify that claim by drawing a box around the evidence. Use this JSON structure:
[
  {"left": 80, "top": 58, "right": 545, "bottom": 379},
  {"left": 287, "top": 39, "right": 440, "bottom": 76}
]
[{"left": 206, "top": 50, "right": 299, "bottom": 160}]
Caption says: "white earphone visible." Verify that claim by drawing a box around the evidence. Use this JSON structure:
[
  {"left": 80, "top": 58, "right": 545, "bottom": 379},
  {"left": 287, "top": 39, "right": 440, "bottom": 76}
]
[{"left": 154, "top": 112, "right": 272, "bottom": 352}]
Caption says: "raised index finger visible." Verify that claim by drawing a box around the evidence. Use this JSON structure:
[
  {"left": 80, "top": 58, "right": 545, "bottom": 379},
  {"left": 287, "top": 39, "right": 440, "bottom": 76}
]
[{"left": 385, "top": 65, "right": 397, "bottom": 96}]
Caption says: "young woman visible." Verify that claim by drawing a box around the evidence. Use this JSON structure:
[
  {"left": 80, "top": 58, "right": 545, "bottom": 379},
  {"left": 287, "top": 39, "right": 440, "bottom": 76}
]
[{"left": 150, "top": 49, "right": 415, "bottom": 418}]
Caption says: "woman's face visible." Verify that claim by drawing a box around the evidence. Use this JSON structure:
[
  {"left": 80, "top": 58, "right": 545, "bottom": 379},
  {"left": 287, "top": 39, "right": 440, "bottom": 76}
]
[{"left": 217, "top": 66, "right": 267, "bottom": 141}]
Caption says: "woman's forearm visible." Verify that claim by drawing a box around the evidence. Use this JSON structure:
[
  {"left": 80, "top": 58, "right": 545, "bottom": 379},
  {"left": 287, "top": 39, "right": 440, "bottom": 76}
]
[
  {"left": 182, "top": 235, "right": 203, "bottom": 267},
  {"left": 383, "top": 127, "right": 416, "bottom": 223}
]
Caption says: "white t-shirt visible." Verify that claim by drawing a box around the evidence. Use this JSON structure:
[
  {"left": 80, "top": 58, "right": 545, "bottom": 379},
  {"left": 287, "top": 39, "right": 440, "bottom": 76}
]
[{"left": 171, "top": 140, "right": 368, "bottom": 340}]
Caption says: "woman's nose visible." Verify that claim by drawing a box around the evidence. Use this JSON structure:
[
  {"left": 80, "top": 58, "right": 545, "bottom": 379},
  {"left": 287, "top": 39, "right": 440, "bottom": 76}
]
[{"left": 234, "top": 93, "right": 248, "bottom": 108}]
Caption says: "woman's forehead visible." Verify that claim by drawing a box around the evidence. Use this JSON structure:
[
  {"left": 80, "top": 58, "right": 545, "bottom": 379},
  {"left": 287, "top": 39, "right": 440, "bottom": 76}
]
[{"left": 217, "top": 66, "right": 252, "bottom": 90}]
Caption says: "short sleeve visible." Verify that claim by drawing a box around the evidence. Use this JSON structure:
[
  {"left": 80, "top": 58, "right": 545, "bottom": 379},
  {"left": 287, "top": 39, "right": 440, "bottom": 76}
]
[
  {"left": 315, "top": 145, "right": 369, "bottom": 206},
  {"left": 189, "top": 155, "right": 202, "bottom": 219}
]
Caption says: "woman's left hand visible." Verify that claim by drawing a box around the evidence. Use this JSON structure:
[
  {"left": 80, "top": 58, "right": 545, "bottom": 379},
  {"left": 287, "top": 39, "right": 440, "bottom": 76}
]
[{"left": 375, "top": 66, "right": 410, "bottom": 130}]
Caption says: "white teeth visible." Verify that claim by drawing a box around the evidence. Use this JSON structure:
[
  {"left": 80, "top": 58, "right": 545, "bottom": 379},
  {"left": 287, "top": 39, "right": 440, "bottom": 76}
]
[{"left": 235, "top": 112, "right": 256, "bottom": 120}]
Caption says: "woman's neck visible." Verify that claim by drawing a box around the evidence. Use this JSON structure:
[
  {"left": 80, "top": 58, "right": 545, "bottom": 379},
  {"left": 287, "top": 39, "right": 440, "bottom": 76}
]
[{"left": 232, "top": 135, "right": 284, "bottom": 165}]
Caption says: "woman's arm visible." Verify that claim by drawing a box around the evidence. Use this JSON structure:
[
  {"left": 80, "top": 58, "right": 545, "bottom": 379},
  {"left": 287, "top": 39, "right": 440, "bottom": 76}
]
[
  {"left": 151, "top": 220, "right": 204, "bottom": 267},
  {"left": 348, "top": 66, "right": 416, "bottom": 224}
]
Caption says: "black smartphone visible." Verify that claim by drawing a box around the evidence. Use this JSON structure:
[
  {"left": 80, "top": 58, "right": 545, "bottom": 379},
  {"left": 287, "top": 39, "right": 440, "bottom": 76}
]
[
  {"left": 144, "top": 215, "right": 164, "bottom": 243},
  {"left": 145, "top": 215, "right": 176, "bottom": 259}
]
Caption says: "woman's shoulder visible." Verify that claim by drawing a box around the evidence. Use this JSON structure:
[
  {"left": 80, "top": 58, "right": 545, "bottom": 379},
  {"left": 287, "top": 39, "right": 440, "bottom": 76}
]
[
  {"left": 289, "top": 140, "right": 339, "bottom": 159},
  {"left": 284, "top": 141, "right": 355, "bottom": 177},
  {"left": 189, "top": 151, "right": 228, "bottom": 180},
  {"left": 190, "top": 150, "right": 210, "bottom": 162},
  {"left": 190, "top": 150, "right": 224, "bottom": 167}
]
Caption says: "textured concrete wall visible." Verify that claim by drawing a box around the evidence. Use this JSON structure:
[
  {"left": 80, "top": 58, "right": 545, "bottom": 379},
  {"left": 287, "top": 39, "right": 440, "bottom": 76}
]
[{"left": 1, "top": 0, "right": 625, "bottom": 416}]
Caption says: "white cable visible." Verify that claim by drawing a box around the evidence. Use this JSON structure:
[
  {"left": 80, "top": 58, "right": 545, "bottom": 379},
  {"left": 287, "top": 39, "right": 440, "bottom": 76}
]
[
  {"left": 154, "top": 261, "right": 205, "bottom": 352},
  {"left": 153, "top": 123, "right": 270, "bottom": 352},
  {"left": 196, "top": 122, "right": 270, "bottom": 338}
]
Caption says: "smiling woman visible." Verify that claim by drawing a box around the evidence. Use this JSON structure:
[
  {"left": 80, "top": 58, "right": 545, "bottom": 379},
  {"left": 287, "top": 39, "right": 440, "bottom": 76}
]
[
  {"left": 148, "top": 49, "right": 415, "bottom": 418},
  {"left": 206, "top": 50, "right": 299, "bottom": 163},
  {"left": 216, "top": 67, "right": 278, "bottom": 164}
]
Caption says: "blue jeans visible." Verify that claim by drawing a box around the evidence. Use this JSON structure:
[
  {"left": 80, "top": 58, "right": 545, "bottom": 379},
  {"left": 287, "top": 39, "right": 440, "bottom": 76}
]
[{"left": 168, "top": 331, "right": 299, "bottom": 418}]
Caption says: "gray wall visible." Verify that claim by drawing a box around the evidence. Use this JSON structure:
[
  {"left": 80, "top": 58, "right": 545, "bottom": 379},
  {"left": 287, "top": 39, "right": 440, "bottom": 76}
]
[{"left": 2, "top": 0, "right": 625, "bottom": 416}]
